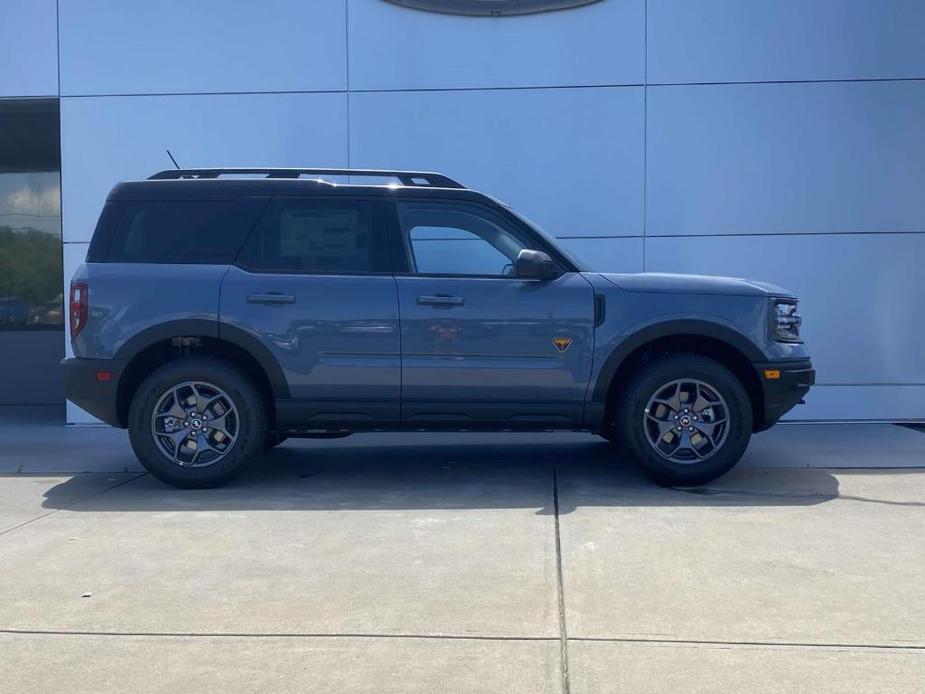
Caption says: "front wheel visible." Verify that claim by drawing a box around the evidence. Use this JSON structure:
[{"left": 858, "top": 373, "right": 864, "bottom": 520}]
[
  {"left": 613, "top": 354, "right": 753, "bottom": 486},
  {"left": 128, "top": 357, "right": 268, "bottom": 489}
]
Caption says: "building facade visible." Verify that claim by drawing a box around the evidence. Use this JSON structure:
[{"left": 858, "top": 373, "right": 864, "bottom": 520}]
[{"left": 0, "top": 0, "right": 923, "bottom": 425}]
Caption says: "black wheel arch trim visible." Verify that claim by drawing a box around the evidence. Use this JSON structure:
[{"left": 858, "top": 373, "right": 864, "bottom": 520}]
[
  {"left": 590, "top": 319, "right": 766, "bottom": 403},
  {"left": 112, "top": 318, "right": 290, "bottom": 399}
]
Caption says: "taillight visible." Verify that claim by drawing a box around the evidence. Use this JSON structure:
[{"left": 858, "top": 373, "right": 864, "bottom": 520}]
[{"left": 69, "top": 282, "right": 88, "bottom": 340}]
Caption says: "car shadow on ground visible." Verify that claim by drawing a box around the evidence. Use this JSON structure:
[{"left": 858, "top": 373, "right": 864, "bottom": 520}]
[{"left": 36, "top": 434, "right": 857, "bottom": 514}]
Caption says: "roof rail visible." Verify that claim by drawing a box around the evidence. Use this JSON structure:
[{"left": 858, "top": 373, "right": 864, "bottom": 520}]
[{"left": 147, "top": 167, "right": 465, "bottom": 189}]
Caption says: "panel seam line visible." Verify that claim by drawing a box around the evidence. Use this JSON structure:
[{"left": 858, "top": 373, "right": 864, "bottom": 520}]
[{"left": 553, "top": 467, "right": 571, "bottom": 694}]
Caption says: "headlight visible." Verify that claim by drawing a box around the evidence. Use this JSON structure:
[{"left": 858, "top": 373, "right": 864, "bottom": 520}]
[{"left": 772, "top": 299, "right": 802, "bottom": 342}]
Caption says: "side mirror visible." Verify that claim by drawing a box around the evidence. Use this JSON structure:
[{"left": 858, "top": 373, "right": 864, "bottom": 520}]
[{"left": 514, "top": 249, "right": 559, "bottom": 280}]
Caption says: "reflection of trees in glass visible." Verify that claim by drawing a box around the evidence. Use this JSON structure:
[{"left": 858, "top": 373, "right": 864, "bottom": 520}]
[{"left": 0, "top": 225, "right": 63, "bottom": 327}]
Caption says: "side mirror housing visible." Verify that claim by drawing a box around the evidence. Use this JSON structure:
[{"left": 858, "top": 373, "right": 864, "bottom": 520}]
[{"left": 514, "top": 249, "right": 559, "bottom": 280}]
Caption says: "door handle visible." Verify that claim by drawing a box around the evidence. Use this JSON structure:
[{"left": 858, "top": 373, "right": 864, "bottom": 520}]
[
  {"left": 247, "top": 293, "right": 295, "bottom": 305},
  {"left": 417, "top": 295, "right": 465, "bottom": 307}
]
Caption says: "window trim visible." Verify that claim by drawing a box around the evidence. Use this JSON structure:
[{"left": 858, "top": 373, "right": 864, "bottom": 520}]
[{"left": 233, "top": 194, "right": 394, "bottom": 276}]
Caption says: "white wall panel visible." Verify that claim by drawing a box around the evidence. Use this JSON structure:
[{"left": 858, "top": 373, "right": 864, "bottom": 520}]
[
  {"left": 556, "top": 237, "right": 642, "bottom": 274},
  {"left": 793, "top": 386, "right": 925, "bottom": 422},
  {"left": 350, "top": 87, "right": 644, "bottom": 238},
  {"left": 0, "top": 0, "right": 58, "bottom": 97},
  {"left": 647, "top": 81, "right": 925, "bottom": 236},
  {"left": 60, "top": 92, "right": 348, "bottom": 242},
  {"left": 59, "top": 0, "right": 347, "bottom": 95},
  {"left": 349, "top": 0, "right": 644, "bottom": 90},
  {"left": 644, "top": 233, "right": 925, "bottom": 391},
  {"left": 649, "top": 0, "right": 925, "bottom": 85}
]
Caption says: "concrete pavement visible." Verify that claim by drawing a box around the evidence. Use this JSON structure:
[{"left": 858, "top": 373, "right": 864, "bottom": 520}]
[{"left": 0, "top": 418, "right": 923, "bottom": 691}]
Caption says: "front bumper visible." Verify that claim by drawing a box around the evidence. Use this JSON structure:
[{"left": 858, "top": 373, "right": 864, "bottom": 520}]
[
  {"left": 753, "top": 359, "right": 815, "bottom": 431},
  {"left": 61, "top": 357, "right": 127, "bottom": 427}
]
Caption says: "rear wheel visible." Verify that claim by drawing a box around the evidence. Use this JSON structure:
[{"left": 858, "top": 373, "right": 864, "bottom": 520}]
[
  {"left": 614, "top": 353, "right": 752, "bottom": 486},
  {"left": 128, "top": 357, "right": 267, "bottom": 488}
]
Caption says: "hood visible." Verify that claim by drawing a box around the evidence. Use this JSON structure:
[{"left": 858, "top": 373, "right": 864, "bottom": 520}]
[{"left": 597, "top": 272, "right": 794, "bottom": 297}]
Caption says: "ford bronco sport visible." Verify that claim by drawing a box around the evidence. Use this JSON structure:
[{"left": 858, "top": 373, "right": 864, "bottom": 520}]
[{"left": 63, "top": 168, "right": 814, "bottom": 488}]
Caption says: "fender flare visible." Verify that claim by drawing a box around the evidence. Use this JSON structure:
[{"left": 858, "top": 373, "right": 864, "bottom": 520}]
[
  {"left": 590, "top": 319, "right": 764, "bottom": 403},
  {"left": 113, "top": 318, "right": 290, "bottom": 399}
]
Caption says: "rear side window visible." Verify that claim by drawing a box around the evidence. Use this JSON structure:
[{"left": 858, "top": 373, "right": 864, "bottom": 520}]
[
  {"left": 106, "top": 198, "right": 266, "bottom": 264},
  {"left": 237, "top": 197, "right": 390, "bottom": 274},
  {"left": 86, "top": 201, "right": 123, "bottom": 262}
]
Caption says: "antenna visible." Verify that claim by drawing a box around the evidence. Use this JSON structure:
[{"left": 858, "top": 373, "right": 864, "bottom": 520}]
[{"left": 165, "top": 149, "right": 180, "bottom": 169}]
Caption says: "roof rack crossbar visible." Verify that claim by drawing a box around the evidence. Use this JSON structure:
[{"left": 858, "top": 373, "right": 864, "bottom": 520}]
[{"left": 147, "top": 168, "right": 465, "bottom": 188}]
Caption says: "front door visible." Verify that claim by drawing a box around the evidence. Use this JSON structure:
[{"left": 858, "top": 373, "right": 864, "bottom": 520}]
[
  {"left": 392, "top": 199, "right": 595, "bottom": 428},
  {"left": 220, "top": 196, "right": 400, "bottom": 426}
]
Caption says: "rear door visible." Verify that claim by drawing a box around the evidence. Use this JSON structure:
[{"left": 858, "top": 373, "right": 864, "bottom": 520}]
[
  {"left": 391, "top": 199, "right": 595, "bottom": 428},
  {"left": 220, "top": 195, "right": 400, "bottom": 426}
]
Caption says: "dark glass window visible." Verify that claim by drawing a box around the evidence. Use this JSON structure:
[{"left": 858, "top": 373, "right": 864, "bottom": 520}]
[
  {"left": 0, "top": 98, "right": 63, "bottom": 406},
  {"left": 0, "top": 99, "right": 62, "bottom": 330},
  {"left": 238, "top": 198, "right": 389, "bottom": 274},
  {"left": 398, "top": 201, "right": 532, "bottom": 276},
  {"left": 106, "top": 198, "right": 265, "bottom": 264},
  {"left": 85, "top": 201, "right": 123, "bottom": 262}
]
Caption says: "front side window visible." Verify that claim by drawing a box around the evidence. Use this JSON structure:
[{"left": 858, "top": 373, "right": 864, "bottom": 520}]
[
  {"left": 238, "top": 198, "right": 389, "bottom": 274},
  {"left": 398, "top": 201, "right": 532, "bottom": 276}
]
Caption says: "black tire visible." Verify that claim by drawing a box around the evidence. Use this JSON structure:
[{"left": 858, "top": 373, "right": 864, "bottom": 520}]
[
  {"left": 263, "top": 432, "right": 289, "bottom": 451},
  {"left": 614, "top": 353, "right": 752, "bottom": 486},
  {"left": 128, "top": 357, "right": 268, "bottom": 489}
]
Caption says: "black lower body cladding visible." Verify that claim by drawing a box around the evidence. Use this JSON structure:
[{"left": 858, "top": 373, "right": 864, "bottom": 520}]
[
  {"left": 60, "top": 357, "right": 127, "bottom": 427},
  {"left": 753, "top": 359, "right": 815, "bottom": 431}
]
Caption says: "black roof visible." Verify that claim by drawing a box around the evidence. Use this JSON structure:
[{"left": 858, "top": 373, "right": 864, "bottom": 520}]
[{"left": 109, "top": 167, "right": 481, "bottom": 202}]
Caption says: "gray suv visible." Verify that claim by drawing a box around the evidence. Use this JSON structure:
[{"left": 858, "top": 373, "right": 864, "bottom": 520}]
[{"left": 63, "top": 168, "right": 814, "bottom": 488}]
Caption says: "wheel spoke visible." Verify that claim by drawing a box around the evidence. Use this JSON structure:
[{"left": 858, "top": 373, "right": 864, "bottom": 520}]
[
  {"left": 202, "top": 395, "right": 220, "bottom": 413},
  {"left": 165, "top": 428, "right": 188, "bottom": 447},
  {"left": 170, "top": 431, "right": 193, "bottom": 465},
  {"left": 184, "top": 434, "right": 203, "bottom": 466},
  {"left": 693, "top": 426, "right": 716, "bottom": 453},
  {"left": 652, "top": 382, "right": 682, "bottom": 413},
  {"left": 189, "top": 384, "right": 209, "bottom": 413},
  {"left": 155, "top": 411, "right": 180, "bottom": 425},
  {"left": 175, "top": 384, "right": 195, "bottom": 411},
  {"left": 678, "top": 430, "right": 704, "bottom": 459},
  {"left": 695, "top": 420, "right": 723, "bottom": 440},
  {"left": 646, "top": 413, "right": 676, "bottom": 438},
  {"left": 163, "top": 393, "right": 187, "bottom": 420},
  {"left": 691, "top": 384, "right": 710, "bottom": 414},
  {"left": 208, "top": 413, "right": 233, "bottom": 437},
  {"left": 200, "top": 431, "right": 227, "bottom": 454}
]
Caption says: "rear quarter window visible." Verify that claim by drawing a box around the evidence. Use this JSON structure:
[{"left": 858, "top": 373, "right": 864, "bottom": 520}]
[{"left": 105, "top": 198, "right": 266, "bottom": 264}]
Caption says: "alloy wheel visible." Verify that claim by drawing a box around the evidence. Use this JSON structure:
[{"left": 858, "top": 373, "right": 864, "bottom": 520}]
[
  {"left": 150, "top": 381, "right": 239, "bottom": 467},
  {"left": 643, "top": 379, "right": 730, "bottom": 464}
]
